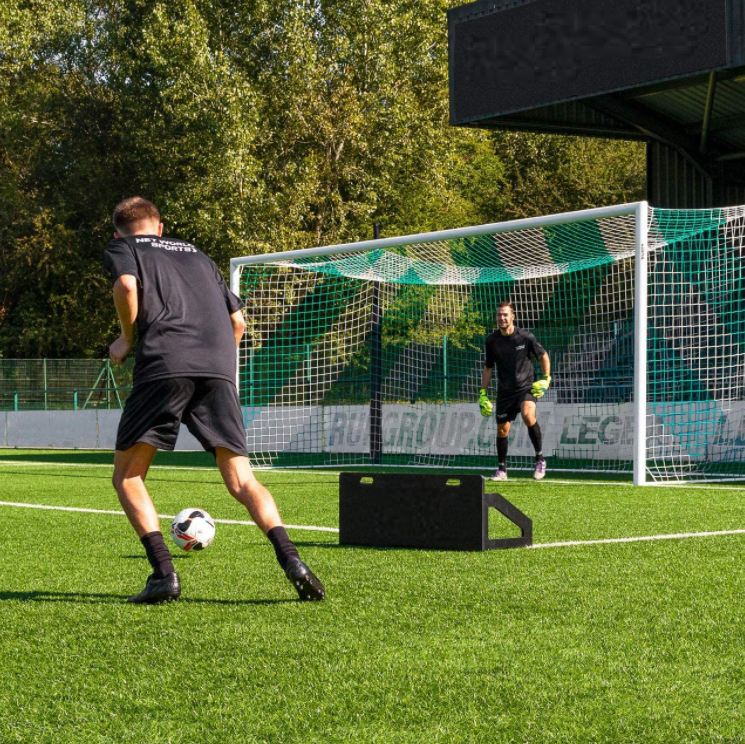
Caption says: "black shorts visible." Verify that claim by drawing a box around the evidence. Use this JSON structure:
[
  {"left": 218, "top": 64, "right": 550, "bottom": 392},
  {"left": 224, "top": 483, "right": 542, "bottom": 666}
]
[
  {"left": 495, "top": 388, "right": 537, "bottom": 424},
  {"left": 116, "top": 377, "right": 248, "bottom": 456}
]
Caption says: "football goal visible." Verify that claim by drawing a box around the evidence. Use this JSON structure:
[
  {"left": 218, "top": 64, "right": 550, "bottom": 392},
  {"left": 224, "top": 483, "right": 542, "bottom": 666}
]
[{"left": 230, "top": 202, "right": 745, "bottom": 484}]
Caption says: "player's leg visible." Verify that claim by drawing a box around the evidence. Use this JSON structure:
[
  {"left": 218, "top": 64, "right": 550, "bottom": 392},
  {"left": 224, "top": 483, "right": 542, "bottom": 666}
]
[
  {"left": 491, "top": 394, "right": 521, "bottom": 481},
  {"left": 114, "top": 442, "right": 181, "bottom": 603},
  {"left": 182, "top": 379, "right": 324, "bottom": 601},
  {"left": 113, "top": 379, "right": 191, "bottom": 604},
  {"left": 214, "top": 446, "right": 282, "bottom": 532},
  {"left": 490, "top": 420, "right": 511, "bottom": 481},
  {"left": 215, "top": 447, "right": 325, "bottom": 601},
  {"left": 113, "top": 442, "right": 159, "bottom": 536},
  {"left": 520, "top": 399, "right": 546, "bottom": 480}
]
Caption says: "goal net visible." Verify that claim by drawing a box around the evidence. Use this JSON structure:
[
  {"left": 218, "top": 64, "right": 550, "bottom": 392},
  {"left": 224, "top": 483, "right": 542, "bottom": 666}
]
[{"left": 230, "top": 202, "right": 745, "bottom": 483}]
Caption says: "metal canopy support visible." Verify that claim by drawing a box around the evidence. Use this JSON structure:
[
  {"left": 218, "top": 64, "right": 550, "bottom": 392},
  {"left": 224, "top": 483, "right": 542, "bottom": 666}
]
[
  {"left": 587, "top": 94, "right": 714, "bottom": 178},
  {"left": 700, "top": 72, "right": 718, "bottom": 153}
]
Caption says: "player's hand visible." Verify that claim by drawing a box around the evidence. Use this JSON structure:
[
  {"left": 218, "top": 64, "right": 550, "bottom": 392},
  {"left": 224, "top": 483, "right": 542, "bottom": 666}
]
[
  {"left": 109, "top": 335, "right": 133, "bottom": 366},
  {"left": 531, "top": 374, "right": 552, "bottom": 399},
  {"left": 478, "top": 389, "right": 493, "bottom": 417}
]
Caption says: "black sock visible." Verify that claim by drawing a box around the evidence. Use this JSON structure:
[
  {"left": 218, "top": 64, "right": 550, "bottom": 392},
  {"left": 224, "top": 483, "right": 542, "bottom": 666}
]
[
  {"left": 141, "top": 531, "right": 175, "bottom": 579},
  {"left": 528, "top": 423, "right": 544, "bottom": 459},
  {"left": 267, "top": 526, "right": 300, "bottom": 572},
  {"left": 497, "top": 436, "right": 508, "bottom": 469}
]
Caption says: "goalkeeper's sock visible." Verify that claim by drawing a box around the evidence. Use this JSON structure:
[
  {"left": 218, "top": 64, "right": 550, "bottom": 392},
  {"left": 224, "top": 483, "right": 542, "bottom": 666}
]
[
  {"left": 267, "top": 526, "right": 300, "bottom": 572},
  {"left": 141, "top": 531, "right": 175, "bottom": 580},
  {"left": 497, "top": 436, "right": 509, "bottom": 470},
  {"left": 528, "top": 423, "right": 543, "bottom": 459}
]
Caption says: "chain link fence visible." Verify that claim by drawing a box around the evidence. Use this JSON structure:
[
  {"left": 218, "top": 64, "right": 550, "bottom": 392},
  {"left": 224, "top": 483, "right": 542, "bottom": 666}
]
[{"left": 0, "top": 359, "right": 135, "bottom": 411}]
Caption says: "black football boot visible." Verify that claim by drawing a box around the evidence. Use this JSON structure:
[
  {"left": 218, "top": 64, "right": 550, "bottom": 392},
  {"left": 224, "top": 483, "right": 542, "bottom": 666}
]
[
  {"left": 127, "top": 572, "right": 181, "bottom": 604},
  {"left": 285, "top": 559, "right": 325, "bottom": 601}
]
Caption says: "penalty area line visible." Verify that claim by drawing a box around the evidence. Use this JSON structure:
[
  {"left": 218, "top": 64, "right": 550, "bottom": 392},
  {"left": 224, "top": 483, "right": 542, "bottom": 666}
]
[{"left": 0, "top": 501, "right": 339, "bottom": 534}]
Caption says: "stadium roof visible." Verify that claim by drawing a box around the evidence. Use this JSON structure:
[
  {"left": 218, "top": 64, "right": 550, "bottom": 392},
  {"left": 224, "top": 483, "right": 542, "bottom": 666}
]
[{"left": 449, "top": 0, "right": 745, "bottom": 184}]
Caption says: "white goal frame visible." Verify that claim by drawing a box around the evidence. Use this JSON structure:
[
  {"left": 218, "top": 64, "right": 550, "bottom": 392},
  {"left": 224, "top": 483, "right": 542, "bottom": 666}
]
[{"left": 231, "top": 201, "right": 655, "bottom": 484}]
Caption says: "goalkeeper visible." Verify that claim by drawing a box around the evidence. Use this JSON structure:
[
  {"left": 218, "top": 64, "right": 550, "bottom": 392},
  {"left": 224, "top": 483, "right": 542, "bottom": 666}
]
[{"left": 478, "top": 301, "right": 551, "bottom": 481}]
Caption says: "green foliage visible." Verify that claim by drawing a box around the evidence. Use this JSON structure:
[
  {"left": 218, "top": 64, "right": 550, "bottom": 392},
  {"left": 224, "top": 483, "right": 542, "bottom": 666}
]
[{"left": 0, "top": 0, "right": 645, "bottom": 357}]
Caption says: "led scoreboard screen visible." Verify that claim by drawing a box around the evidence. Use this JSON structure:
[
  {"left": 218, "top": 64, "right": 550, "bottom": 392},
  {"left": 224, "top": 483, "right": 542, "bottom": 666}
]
[{"left": 450, "top": 0, "right": 728, "bottom": 124}]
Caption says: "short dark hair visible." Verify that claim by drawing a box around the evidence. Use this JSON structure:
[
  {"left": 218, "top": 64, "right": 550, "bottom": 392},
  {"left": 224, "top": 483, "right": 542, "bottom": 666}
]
[
  {"left": 112, "top": 197, "right": 160, "bottom": 234},
  {"left": 497, "top": 300, "right": 515, "bottom": 316}
]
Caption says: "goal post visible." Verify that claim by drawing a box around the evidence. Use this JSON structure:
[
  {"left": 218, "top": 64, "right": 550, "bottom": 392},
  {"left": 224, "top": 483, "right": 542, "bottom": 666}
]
[
  {"left": 633, "top": 200, "right": 649, "bottom": 486},
  {"left": 230, "top": 201, "right": 745, "bottom": 484}
]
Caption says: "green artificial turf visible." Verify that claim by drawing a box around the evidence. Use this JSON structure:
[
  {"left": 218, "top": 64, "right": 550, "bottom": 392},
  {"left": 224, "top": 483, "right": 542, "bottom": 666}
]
[{"left": 0, "top": 450, "right": 743, "bottom": 743}]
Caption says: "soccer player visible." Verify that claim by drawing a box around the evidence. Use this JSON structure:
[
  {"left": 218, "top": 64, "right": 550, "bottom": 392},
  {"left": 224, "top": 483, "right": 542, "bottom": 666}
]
[
  {"left": 478, "top": 301, "right": 551, "bottom": 481},
  {"left": 104, "top": 196, "right": 325, "bottom": 604}
]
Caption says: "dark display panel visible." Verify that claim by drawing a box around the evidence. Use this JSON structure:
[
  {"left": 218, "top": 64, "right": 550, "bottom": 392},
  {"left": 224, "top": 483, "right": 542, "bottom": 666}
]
[{"left": 450, "top": 0, "right": 728, "bottom": 124}]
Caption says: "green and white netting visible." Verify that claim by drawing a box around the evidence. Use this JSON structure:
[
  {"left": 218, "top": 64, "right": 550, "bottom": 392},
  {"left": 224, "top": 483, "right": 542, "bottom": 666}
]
[{"left": 232, "top": 203, "right": 745, "bottom": 483}]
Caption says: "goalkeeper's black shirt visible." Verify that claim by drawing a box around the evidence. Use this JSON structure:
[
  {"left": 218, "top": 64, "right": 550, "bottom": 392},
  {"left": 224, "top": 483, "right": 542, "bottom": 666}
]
[
  {"left": 484, "top": 326, "right": 546, "bottom": 395},
  {"left": 103, "top": 235, "right": 243, "bottom": 386}
]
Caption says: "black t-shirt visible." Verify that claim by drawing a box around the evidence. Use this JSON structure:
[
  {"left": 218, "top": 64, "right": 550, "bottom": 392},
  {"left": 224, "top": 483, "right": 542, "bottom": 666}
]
[
  {"left": 484, "top": 326, "right": 547, "bottom": 395},
  {"left": 103, "top": 235, "right": 243, "bottom": 385}
]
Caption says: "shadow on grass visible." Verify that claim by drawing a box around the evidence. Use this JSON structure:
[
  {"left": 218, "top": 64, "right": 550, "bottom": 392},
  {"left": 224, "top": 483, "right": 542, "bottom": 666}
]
[
  {"left": 0, "top": 590, "right": 299, "bottom": 606},
  {"left": 120, "top": 554, "right": 191, "bottom": 560}
]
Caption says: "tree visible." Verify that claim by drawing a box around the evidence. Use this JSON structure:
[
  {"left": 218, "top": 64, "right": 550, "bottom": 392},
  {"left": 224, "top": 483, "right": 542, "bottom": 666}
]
[{"left": 0, "top": 0, "right": 645, "bottom": 358}]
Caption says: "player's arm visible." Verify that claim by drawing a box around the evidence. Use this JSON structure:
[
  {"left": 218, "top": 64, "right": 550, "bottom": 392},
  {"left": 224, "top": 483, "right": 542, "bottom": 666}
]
[
  {"left": 479, "top": 366, "right": 494, "bottom": 417},
  {"left": 110, "top": 274, "right": 138, "bottom": 365},
  {"left": 531, "top": 352, "right": 552, "bottom": 398},
  {"left": 539, "top": 351, "right": 551, "bottom": 377},
  {"left": 230, "top": 309, "right": 246, "bottom": 348},
  {"left": 481, "top": 365, "right": 493, "bottom": 390}
]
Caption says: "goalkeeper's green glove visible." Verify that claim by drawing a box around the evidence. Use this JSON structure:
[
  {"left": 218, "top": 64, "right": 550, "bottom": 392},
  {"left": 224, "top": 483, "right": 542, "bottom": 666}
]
[
  {"left": 531, "top": 374, "right": 552, "bottom": 399},
  {"left": 478, "top": 389, "right": 493, "bottom": 417}
]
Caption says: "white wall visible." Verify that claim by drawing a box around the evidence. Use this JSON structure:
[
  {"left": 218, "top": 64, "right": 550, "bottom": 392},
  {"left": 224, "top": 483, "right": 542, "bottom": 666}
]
[{"left": 1, "top": 410, "right": 203, "bottom": 450}]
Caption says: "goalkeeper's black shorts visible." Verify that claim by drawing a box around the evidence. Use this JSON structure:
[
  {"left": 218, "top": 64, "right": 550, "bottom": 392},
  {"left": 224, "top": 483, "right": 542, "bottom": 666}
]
[
  {"left": 495, "top": 387, "right": 537, "bottom": 424},
  {"left": 116, "top": 377, "right": 248, "bottom": 456}
]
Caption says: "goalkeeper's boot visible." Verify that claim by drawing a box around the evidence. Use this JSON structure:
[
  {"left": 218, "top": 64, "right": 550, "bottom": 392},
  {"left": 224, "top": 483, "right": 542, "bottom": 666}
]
[
  {"left": 489, "top": 468, "right": 508, "bottom": 482},
  {"left": 285, "top": 559, "right": 325, "bottom": 602},
  {"left": 127, "top": 572, "right": 181, "bottom": 604},
  {"left": 533, "top": 458, "right": 547, "bottom": 481}
]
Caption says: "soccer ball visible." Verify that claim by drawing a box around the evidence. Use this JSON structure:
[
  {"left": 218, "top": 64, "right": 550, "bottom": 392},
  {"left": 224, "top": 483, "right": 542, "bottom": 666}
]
[{"left": 171, "top": 508, "right": 216, "bottom": 551}]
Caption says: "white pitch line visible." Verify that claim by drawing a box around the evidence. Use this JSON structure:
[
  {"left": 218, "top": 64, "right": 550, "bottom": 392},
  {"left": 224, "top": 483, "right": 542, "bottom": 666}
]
[
  {"left": 0, "top": 501, "right": 339, "bottom": 533},
  {"left": 0, "top": 460, "right": 337, "bottom": 476},
  {"left": 530, "top": 529, "right": 745, "bottom": 549},
  {"left": 1, "top": 500, "right": 744, "bottom": 547},
  {"left": 2, "top": 460, "right": 745, "bottom": 490}
]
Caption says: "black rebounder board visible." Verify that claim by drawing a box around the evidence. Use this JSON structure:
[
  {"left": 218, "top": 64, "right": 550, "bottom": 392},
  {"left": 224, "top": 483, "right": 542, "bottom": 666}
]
[
  {"left": 449, "top": 0, "right": 728, "bottom": 124},
  {"left": 339, "top": 473, "right": 532, "bottom": 551}
]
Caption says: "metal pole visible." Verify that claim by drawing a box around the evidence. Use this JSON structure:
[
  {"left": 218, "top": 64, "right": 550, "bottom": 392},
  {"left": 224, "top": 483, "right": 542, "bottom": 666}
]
[
  {"left": 633, "top": 201, "right": 649, "bottom": 486},
  {"left": 83, "top": 362, "right": 108, "bottom": 410},
  {"left": 247, "top": 349, "right": 253, "bottom": 407},
  {"left": 370, "top": 223, "right": 383, "bottom": 465},
  {"left": 43, "top": 358, "right": 47, "bottom": 411},
  {"left": 109, "top": 363, "right": 124, "bottom": 409},
  {"left": 443, "top": 335, "right": 448, "bottom": 404},
  {"left": 73, "top": 390, "right": 78, "bottom": 411}
]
